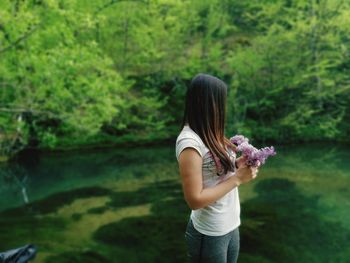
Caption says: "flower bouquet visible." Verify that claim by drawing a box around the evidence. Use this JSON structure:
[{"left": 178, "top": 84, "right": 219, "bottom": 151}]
[
  {"left": 209, "top": 135, "right": 276, "bottom": 176},
  {"left": 230, "top": 135, "right": 276, "bottom": 168}
]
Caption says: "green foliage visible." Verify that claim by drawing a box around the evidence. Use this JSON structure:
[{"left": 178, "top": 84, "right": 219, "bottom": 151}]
[
  {"left": 225, "top": 0, "right": 350, "bottom": 142},
  {"left": 1, "top": 0, "right": 350, "bottom": 156},
  {"left": 0, "top": 0, "right": 167, "bottom": 152}
]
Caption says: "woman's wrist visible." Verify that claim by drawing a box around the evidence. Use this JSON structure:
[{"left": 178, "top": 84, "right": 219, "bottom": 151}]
[
  {"left": 229, "top": 174, "right": 241, "bottom": 187},
  {"left": 235, "top": 176, "right": 242, "bottom": 187}
]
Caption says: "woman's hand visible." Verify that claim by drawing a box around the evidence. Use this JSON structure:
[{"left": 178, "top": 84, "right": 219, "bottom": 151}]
[
  {"left": 235, "top": 165, "right": 259, "bottom": 185},
  {"left": 236, "top": 155, "right": 261, "bottom": 169},
  {"left": 235, "top": 155, "right": 248, "bottom": 169}
]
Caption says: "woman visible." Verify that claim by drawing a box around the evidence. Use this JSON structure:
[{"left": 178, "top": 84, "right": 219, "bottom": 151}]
[{"left": 175, "top": 73, "right": 259, "bottom": 263}]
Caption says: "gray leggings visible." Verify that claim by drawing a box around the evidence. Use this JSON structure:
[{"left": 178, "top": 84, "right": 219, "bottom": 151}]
[{"left": 184, "top": 218, "right": 240, "bottom": 263}]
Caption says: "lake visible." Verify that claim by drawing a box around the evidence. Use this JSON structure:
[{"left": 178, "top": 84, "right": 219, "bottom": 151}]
[{"left": 0, "top": 142, "right": 349, "bottom": 263}]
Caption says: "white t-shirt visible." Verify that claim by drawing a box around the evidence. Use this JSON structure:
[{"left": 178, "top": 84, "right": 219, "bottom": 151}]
[{"left": 175, "top": 125, "right": 241, "bottom": 236}]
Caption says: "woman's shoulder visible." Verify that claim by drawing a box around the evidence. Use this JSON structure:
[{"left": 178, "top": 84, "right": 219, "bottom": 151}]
[
  {"left": 176, "top": 126, "right": 209, "bottom": 149},
  {"left": 175, "top": 126, "right": 208, "bottom": 161}
]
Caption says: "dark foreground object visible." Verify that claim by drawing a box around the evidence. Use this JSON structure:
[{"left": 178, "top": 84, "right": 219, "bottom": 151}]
[{"left": 0, "top": 244, "right": 37, "bottom": 263}]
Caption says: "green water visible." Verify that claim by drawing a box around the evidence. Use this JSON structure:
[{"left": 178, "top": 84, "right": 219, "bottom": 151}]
[{"left": 0, "top": 142, "right": 349, "bottom": 263}]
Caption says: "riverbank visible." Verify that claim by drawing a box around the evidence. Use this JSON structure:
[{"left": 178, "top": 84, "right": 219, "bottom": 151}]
[
  {"left": 2, "top": 128, "right": 349, "bottom": 164},
  {"left": 0, "top": 128, "right": 178, "bottom": 162}
]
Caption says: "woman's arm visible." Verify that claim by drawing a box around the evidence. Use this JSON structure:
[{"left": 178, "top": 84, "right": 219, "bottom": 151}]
[{"left": 178, "top": 148, "right": 256, "bottom": 210}]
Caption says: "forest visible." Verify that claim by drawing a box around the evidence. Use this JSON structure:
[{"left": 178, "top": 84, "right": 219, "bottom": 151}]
[
  {"left": 1, "top": 0, "right": 349, "bottom": 160},
  {"left": 1, "top": 1, "right": 350, "bottom": 262}
]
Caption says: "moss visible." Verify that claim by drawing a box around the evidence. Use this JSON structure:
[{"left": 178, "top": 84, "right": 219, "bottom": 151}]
[
  {"left": 239, "top": 178, "right": 350, "bottom": 262},
  {"left": 0, "top": 186, "right": 112, "bottom": 216},
  {"left": 44, "top": 250, "right": 109, "bottom": 263},
  {"left": 71, "top": 213, "right": 83, "bottom": 221},
  {"left": 106, "top": 179, "right": 181, "bottom": 209},
  {"left": 92, "top": 180, "right": 189, "bottom": 263},
  {"left": 0, "top": 216, "right": 67, "bottom": 251},
  {"left": 86, "top": 206, "right": 109, "bottom": 214}
]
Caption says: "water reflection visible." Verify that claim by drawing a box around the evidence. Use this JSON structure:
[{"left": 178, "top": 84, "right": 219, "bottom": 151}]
[
  {"left": 0, "top": 164, "right": 30, "bottom": 206},
  {"left": 240, "top": 178, "right": 350, "bottom": 263},
  {"left": 0, "top": 145, "right": 176, "bottom": 212},
  {"left": 0, "top": 142, "right": 349, "bottom": 262}
]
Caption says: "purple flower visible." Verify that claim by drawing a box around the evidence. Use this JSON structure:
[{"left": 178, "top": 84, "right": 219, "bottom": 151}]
[
  {"left": 230, "top": 135, "right": 249, "bottom": 146},
  {"left": 237, "top": 142, "right": 257, "bottom": 156},
  {"left": 257, "top": 146, "right": 277, "bottom": 165},
  {"left": 210, "top": 134, "right": 276, "bottom": 176},
  {"left": 232, "top": 135, "right": 276, "bottom": 167}
]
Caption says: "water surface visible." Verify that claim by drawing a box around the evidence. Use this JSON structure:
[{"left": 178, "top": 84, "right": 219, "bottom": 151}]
[{"left": 0, "top": 142, "right": 349, "bottom": 262}]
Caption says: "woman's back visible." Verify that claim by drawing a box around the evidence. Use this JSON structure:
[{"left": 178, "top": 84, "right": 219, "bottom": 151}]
[
  {"left": 176, "top": 124, "right": 241, "bottom": 236},
  {"left": 177, "top": 73, "right": 258, "bottom": 263}
]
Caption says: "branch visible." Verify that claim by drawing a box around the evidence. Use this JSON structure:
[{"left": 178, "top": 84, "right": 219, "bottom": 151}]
[
  {"left": 0, "top": 25, "right": 39, "bottom": 54},
  {"left": 0, "top": 107, "right": 60, "bottom": 119},
  {"left": 0, "top": 24, "right": 11, "bottom": 42},
  {"left": 0, "top": 107, "right": 39, "bottom": 113},
  {"left": 94, "top": 0, "right": 147, "bottom": 15}
]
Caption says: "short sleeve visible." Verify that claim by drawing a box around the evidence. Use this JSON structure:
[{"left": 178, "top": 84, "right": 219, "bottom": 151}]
[{"left": 175, "top": 136, "right": 203, "bottom": 162}]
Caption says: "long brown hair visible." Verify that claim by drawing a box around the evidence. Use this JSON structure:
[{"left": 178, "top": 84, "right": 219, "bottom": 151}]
[{"left": 180, "top": 73, "right": 237, "bottom": 176}]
